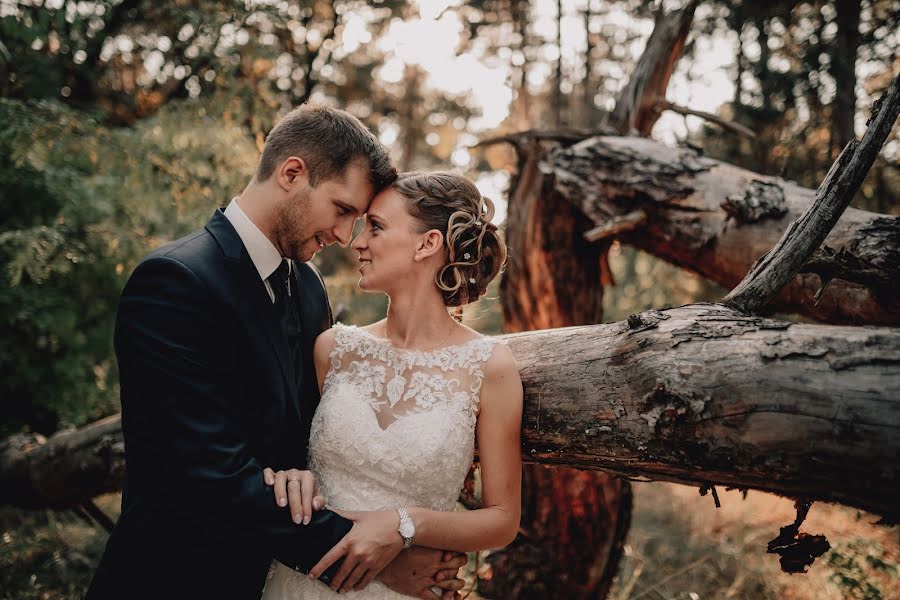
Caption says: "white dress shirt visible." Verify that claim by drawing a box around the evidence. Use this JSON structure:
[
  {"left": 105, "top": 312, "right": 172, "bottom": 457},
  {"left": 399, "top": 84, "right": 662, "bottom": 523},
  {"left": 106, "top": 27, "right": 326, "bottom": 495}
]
[{"left": 224, "top": 198, "right": 287, "bottom": 303}]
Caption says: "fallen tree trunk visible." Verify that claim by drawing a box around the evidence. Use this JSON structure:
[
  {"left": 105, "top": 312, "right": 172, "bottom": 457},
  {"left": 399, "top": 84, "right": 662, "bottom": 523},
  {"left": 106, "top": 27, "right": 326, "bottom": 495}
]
[
  {"left": 510, "top": 303, "right": 900, "bottom": 520},
  {"left": 4, "top": 304, "right": 898, "bottom": 520},
  {"left": 543, "top": 134, "right": 900, "bottom": 325},
  {"left": 0, "top": 414, "right": 124, "bottom": 509}
]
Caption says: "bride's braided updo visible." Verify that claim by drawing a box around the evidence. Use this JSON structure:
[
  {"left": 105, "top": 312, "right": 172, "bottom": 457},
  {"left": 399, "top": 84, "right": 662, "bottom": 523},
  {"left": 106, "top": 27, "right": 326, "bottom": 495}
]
[{"left": 393, "top": 171, "right": 507, "bottom": 307}]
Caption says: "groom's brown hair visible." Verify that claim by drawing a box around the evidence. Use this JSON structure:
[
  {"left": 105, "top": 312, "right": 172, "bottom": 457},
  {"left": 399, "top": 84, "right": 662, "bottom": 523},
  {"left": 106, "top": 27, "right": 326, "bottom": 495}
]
[{"left": 256, "top": 103, "right": 395, "bottom": 191}]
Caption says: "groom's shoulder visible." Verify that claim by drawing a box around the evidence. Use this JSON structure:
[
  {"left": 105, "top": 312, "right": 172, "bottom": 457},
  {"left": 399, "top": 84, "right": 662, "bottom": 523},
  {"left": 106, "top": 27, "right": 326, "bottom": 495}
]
[
  {"left": 144, "top": 227, "right": 218, "bottom": 267},
  {"left": 125, "top": 228, "right": 222, "bottom": 292}
]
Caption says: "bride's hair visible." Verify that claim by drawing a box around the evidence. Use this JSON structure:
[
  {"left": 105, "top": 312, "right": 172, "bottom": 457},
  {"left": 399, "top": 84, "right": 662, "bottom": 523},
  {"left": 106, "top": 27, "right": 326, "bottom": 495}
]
[{"left": 392, "top": 171, "right": 507, "bottom": 307}]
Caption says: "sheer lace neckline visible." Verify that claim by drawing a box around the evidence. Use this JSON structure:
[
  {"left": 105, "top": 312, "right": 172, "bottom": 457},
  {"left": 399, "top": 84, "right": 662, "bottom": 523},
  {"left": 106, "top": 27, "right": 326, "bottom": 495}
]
[{"left": 337, "top": 322, "right": 486, "bottom": 356}]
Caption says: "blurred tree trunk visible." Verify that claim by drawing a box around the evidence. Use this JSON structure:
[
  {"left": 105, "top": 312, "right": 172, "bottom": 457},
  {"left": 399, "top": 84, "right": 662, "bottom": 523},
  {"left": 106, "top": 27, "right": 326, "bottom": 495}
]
[
  {"left": 830, "top": 0, "right": 861, "bottom": 159},
  {"left": 581, "top": 5, "right": 595, "bottom": 127},
  {"left": 512, "top": 0, "right": 532, "bottom": 129},
  {"left": 399, "top": 65, "right": 424, "bottom": 172},
  {"left": 479, "top": 139, "right": 631, "bottom": 600},
  {"left": 553, "top": 0, "right": 564, "bottom": 127}
]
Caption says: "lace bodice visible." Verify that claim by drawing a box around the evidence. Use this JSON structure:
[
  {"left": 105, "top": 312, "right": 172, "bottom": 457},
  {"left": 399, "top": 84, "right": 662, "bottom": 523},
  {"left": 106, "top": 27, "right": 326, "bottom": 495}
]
[
  {"left": 310, "top": 323, "right": 498, "bottom": 512},
  {"left": 262, "top": 323, "right": 500, "bottom": 599}
]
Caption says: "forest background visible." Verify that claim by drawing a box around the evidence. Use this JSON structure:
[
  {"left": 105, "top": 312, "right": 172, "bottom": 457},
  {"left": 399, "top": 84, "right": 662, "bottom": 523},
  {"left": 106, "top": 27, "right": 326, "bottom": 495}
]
[{"left": 1, "top": 0, "right": 898, "bottom": 598}]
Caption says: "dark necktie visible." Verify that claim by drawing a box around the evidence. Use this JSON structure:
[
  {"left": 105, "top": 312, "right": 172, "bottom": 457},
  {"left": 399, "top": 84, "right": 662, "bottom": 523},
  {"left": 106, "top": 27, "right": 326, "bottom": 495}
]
[{"left": 268, "top": 259, "right": 301, "bottom": 385}]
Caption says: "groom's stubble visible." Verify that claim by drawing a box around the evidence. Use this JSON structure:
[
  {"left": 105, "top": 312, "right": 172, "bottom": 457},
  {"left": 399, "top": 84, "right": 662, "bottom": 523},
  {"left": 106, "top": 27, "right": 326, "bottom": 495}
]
[{"left": 273, "top": 184, "right": 315, "bottom": 262}]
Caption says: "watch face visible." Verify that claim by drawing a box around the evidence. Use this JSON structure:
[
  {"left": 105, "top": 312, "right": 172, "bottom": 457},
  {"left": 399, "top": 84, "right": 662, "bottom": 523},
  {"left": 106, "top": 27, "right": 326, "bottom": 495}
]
[{"left": 399, "top": 521, "right": 415, "bottom": 538}]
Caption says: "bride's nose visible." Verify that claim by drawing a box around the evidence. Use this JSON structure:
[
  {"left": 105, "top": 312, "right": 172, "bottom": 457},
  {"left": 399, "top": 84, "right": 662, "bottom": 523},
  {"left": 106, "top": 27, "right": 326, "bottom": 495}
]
[{"left": 351, "top": 229, "right": 367, "bottom": 250}]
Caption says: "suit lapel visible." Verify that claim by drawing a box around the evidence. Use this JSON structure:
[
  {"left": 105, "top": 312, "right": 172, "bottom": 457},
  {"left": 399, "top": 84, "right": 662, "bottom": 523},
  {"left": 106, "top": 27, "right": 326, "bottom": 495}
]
[{"left": 205, "top": 210, "right": 298, "bottom": 407}]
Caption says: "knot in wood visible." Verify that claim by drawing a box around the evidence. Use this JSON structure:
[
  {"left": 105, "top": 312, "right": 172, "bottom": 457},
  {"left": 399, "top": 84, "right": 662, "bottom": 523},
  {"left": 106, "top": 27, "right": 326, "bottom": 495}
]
[
  {"left": 626, "top": 310, "right": 670, "bottom": 332},
  {"left": 639, "top": 382, "right": 707, "bottom": 433},
  {"left": 721, "top": 180, "right": 788, "bottom": 223}
]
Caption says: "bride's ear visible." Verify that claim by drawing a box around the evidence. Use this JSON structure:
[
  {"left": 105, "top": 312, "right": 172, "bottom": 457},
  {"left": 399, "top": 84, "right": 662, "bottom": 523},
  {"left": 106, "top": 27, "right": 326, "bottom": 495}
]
[{"left": 414, "top": 229, "right": 444, "bottom": 262}]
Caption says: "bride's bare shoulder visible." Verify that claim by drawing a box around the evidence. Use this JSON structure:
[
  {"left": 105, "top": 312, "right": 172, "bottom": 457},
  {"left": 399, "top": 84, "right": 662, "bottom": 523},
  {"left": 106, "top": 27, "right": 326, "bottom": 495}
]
[
  {"left": 313, "top": 327, "right": 340, "bottom": 366},
  {"left": 483, "top": 340, "right": 519, "bottom": 380},
  {"left": 315, "top": 326, "right": 338, "bottom": 346},
  {"left": 478, "top": 341, "right": 522, "bottom": 421},
  {"left": 360, "top": 319, "right": 387, "bottom": 337}
]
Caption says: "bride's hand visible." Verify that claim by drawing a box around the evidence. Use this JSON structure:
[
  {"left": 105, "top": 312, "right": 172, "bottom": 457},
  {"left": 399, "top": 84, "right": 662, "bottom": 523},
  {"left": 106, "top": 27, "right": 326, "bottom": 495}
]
[
  {"left": 308, "top": 509, "right": 403, "bottom": 593},
  {"left": 263, "top": 467, "right": 325, "bottom": 525},
  {"left": 378, "top": 548, "right": 468, "bottom": 600}
]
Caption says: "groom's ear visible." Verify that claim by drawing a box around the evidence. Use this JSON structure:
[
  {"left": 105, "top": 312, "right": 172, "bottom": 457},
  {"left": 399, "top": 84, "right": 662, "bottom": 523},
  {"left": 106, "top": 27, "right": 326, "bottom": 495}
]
[
  {"left": 414, "top": 230, "right": 444, "bottom": 262},
  {"left": 276, "top": 156, "right": 310, "bottom": 191}
]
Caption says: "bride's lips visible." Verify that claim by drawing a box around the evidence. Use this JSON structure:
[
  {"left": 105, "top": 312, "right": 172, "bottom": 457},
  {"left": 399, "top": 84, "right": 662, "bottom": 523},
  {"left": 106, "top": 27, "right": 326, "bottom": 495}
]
[
  {"left": 314, "top": 235, "right": 325, "bottom": 249},
  {"left": 358, "top": 257, "right": 371, "bottom": 271}
]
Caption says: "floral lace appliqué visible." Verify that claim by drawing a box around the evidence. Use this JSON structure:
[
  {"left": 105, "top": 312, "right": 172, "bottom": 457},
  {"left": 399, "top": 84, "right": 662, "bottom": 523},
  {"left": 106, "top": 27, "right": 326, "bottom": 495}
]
[{"left": 263, "top": 323, "right": 501, "bottom": 599}]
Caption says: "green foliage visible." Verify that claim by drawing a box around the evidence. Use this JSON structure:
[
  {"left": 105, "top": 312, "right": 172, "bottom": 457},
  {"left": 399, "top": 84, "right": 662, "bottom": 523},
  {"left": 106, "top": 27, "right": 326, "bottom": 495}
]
[
  {"left": 0, "top": 97, "right": 257, "bottom": 435},
  {"left": 0, "top": 0, "right": 408, "bottom": 124},
  {"left": 692, "top": 0, "right": 900, "bottom": 213},
  {"left": 826, "top": 539, "right": 899, "bottom": 600}
]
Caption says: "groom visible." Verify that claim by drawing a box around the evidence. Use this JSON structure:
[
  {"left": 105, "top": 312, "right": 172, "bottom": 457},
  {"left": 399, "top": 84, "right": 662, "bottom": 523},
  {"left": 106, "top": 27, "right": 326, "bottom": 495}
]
[{"left": 86, "top": 105, "right": 465, "bottom": 599}]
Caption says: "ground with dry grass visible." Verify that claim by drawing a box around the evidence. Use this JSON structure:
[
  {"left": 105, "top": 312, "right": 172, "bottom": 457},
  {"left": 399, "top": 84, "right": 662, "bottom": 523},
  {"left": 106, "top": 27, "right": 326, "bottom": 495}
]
[
  {"left": 2, "top": 484, "right": 897, "bottom": 599},
  {"left": 608, "top": 482, "right": 898, "bottom": 600}
]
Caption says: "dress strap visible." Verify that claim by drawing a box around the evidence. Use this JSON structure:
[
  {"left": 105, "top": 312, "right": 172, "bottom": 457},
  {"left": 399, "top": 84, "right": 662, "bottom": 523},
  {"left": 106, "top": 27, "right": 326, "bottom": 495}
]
[
  {"left": 460, "top": 337, "right": 504, "bottom": 418},
  {"left": 329, "top": 322, "right": 359, "bottom": 368}
]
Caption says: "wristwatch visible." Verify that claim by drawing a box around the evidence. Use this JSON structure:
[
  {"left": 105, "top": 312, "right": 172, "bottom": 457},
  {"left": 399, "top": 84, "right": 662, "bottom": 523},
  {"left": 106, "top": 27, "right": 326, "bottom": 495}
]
[{"left": 396, "top": 507, "right": 416, "bottom": 549}]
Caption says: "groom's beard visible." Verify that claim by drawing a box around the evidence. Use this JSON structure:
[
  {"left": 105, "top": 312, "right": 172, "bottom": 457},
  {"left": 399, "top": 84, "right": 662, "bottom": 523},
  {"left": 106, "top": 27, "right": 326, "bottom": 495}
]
[{"left": 274, "top": 186, "right": 316, "bottom": 262}]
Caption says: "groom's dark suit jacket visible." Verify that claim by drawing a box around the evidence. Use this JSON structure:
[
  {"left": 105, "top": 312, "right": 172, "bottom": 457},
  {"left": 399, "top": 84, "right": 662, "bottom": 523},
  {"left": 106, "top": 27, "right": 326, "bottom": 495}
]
[{"left": 86, "top": 210, "right": 352, "bottom": 599}]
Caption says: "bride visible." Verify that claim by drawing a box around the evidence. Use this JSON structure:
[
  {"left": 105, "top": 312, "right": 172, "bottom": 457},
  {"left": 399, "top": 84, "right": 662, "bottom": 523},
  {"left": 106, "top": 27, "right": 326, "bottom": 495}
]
[{"left": 261, "top": 171, "right": 523, "bottom": 599}]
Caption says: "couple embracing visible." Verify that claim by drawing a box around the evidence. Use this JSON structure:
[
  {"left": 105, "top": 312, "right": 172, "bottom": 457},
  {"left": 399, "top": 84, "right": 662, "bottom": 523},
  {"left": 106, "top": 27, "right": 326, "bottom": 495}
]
[{"left": 86, "top": 104, "right": 523, "bottom": 600}]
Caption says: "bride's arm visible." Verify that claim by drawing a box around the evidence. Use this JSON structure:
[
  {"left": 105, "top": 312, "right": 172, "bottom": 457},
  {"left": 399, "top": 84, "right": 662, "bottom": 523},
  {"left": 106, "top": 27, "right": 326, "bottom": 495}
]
[
  {"left": 313, "top": 327, "right": 338, "bottom": 394},
  {"left": 403, "top": 343, "right": 523, "bottom": 552}
]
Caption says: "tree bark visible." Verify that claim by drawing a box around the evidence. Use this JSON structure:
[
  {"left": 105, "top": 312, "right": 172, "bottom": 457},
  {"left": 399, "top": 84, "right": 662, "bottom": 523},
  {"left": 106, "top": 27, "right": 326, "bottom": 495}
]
[
  {"left": 606, "top": 0, "right": 698, "bottom": 135},
  {"left": 485, "top": 138, "right": 630, "bottom": 600},
  {"left": 724, "top": 72, "right": 900, "bottom": 314},
  {"left": 511, "top": 303, "right": 900, "bottom": 522},
  {"left": 543, "top": 134, "right": 900, "bottom": 325},
  {"left": 4, "top": 305, "right": 898, "bottom": 520}
]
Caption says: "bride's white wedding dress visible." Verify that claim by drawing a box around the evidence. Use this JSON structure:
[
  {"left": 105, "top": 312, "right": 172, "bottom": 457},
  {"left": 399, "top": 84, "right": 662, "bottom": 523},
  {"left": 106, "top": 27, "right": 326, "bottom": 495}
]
[{"left": 261, "top": 323, "right": 499, "bottom": 599}]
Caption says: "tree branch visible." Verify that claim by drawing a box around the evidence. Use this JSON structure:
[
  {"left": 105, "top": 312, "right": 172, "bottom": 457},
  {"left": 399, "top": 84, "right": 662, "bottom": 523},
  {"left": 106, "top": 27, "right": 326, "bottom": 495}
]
[
  {"left": 658, "top": 99, "right": 757, "bottom": 139},
  {"left": 474, "top": 128, "right": 614, "bottom": 150},
  {"left": 723, "top": 72, "right": 900, "bottom": 314}
]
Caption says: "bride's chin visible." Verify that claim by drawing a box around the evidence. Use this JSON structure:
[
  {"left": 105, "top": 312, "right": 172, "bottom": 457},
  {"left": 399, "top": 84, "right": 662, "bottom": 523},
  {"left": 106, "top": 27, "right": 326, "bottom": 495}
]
[{"left": 356, "top": 277, "right": 378, "bottom": 292}]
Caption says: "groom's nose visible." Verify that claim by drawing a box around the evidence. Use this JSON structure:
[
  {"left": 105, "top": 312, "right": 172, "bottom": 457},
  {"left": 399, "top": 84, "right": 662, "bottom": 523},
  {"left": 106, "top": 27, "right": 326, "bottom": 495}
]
[{"left": 334, "top": 219, "right": 353, "bottom": 246}]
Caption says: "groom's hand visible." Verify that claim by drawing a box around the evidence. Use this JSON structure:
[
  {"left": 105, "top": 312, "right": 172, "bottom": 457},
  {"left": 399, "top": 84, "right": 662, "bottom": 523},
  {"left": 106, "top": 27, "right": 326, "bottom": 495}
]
[
  {"left": 263, "top": 467, "right": 326, "bottom": 525},
  {"left": 377, "top": 548, "right": 467, "bottom": 600},
  {"left": 308, "top": 509, "right": 404, "bottom": 594}
]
